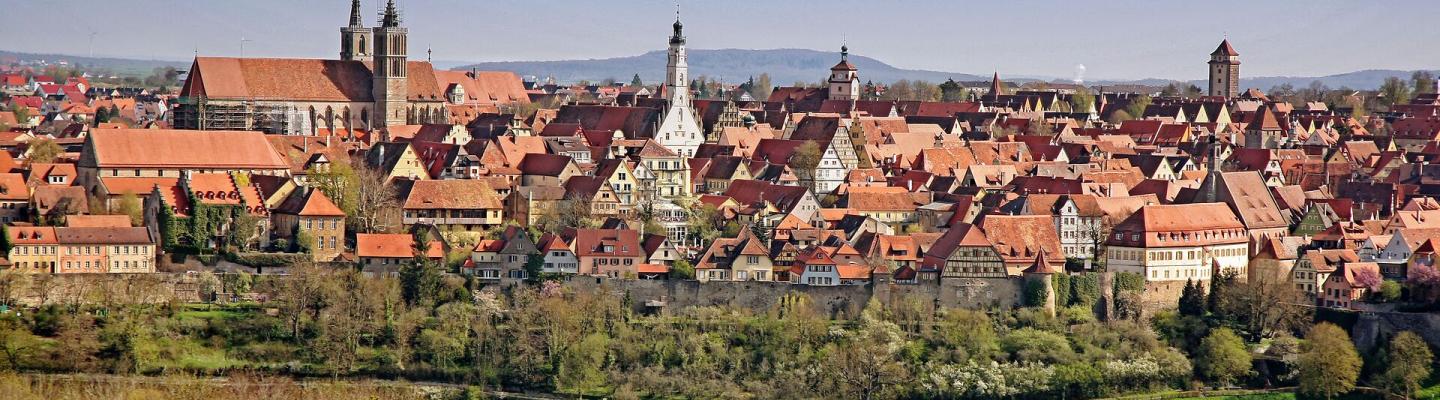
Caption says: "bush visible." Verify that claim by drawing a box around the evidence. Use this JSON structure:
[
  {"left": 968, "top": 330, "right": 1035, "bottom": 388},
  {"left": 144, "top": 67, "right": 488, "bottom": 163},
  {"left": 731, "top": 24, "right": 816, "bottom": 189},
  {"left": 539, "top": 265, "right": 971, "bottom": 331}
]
[
  {"left": 1071, "top": 274, "right": 1101, "bottom": 307},
  {"left": 226, "top": 252, "right": 309, "bottom": 268},
  {"left": 1377, "top": 280, "right": 1402, "bottom": 302},
  {"left": 1024, "top": 279, "right": 1049, "bottom": 308},
  {"left": 1001, "top": 328, "right": 1074, "bottom": 364}
]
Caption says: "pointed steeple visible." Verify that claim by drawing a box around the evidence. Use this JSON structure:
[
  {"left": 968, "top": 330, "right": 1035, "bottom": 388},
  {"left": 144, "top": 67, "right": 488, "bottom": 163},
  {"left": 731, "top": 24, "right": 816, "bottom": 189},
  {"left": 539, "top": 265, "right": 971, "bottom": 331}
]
[
  {"left": 380, "top": 0, "right": 400, "bottom": 28},
  {"left": 1023, "top": 249, "right": 1060, "bottom": 274},
  {"left": 990, "top": 72, "right": 1005, "bottom": 96},
  {"left": 348, "top": 0, "right": 363, "bottom": 28},
  {"left": 1211, "top": 39, "right": 1239, "bottom": 57}
]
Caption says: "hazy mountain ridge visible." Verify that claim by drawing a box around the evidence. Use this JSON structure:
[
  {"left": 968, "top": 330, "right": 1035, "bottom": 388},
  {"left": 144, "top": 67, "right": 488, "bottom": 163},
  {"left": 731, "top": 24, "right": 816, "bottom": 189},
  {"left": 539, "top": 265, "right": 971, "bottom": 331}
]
[
  {"left": 455, "top": 48, "right": 987, "bottom": 86},
  {"left": 2, "top": 48, "right": 1432, "bottom": 91},
  {"left": 0, "top": 50, "right": 189, "bottom": 76},
  {"left": 458, "top": 48, "right": 1435, "bottom": 91}
]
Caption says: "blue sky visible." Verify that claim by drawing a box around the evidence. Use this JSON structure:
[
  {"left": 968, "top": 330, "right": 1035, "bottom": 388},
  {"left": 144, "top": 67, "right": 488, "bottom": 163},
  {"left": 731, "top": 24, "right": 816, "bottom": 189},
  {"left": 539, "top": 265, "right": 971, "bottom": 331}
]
[{"left": 2, "top": 0, "right": 1437, "bottom": 80}]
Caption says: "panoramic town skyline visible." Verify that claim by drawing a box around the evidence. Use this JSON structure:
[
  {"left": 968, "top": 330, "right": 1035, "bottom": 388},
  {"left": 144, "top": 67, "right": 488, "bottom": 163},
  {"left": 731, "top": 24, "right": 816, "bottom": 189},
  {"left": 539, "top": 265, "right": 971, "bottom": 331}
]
[{"left": 2, "top": 0, "right": 1439, "bottom": 80}]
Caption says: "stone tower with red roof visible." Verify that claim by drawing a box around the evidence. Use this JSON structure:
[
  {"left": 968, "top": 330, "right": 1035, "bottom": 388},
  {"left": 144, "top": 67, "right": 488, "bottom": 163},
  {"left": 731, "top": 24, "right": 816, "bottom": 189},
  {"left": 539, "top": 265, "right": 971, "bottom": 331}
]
[{"left": 1208, "top": 39, "right": 1240, "bottom": 98}]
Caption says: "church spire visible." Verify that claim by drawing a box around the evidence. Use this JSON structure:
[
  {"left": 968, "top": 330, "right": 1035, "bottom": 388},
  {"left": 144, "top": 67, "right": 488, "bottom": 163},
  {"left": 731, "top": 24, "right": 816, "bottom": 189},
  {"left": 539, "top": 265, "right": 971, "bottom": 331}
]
[
  {"left": 348, "top": 0, "right": 363, "bottom": 27},
  {"left": 381, "top": 0, "right": 400, "bottom": 28},
  {"left": 990, "top": 72, "right": 1005, "bottom": 96}
]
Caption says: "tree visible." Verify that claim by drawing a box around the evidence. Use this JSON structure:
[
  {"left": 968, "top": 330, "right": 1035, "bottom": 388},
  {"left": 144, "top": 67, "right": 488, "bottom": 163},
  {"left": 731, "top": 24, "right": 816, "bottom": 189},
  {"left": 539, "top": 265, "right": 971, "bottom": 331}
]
[
  {"left": 670, "top": 258, "right": 694, "bottom": 280},
  {"left": 1124, "top": 94, "right": 1152, "bottom": 120},
  {"left": 537, "top": 195, "right": 596, "bottom": 232},
  {"left": 1297, "top": 323, "right": 1362, "bottom": 399},
  {"left": 1107, "top": 109, "right": 1133, "bottom": 125},
  {"left": 936, "top": 308, "right": 999, "bottom": 362},
  {"left": 1178, "top": 279, "right": 1206, "bottom": 316},
  {"left": 27, "top": 138, "right": 62, "bottom": 164},
  {"left": 1221, "top": 271, "right": 1309, "bottom": 341},
  {"left": 94, "top": 106, "right": 111, "bottom": 125},
  {"left": 1379, "top": 331, "right": 1433, "bottom": 399},
  {"left": 830, "top": 308, "right": 907, "bottom": 400},
  {"left": 351, "top": 161, "right": 400, "bottom": 233},
  {"left": 400, "top": 250, "right": 444, "bottom": 308},
  {"left": 0, "top": 224, "right": 11, "bottom": 255},
  {"left": 523, "top": 253, "right": 544, "bottom": 282},
  {"left": 11, "top": 104, "right": 29, "bottom": 125},
  {"left": 1380, "top": 76, "right": 1413, "bottom": 108},
  {"left": 630, "top": 73, "right": 642, "bottom": 87},
  {"left": 1197, "top": 327, "right": 1252, "bottom": 386},
  {"left": 751, "top": 73, "right": 773, "bottom": 100},
  {"left": 939, "top": 79, "right": 966, "bottom": 102},
  {"left": 1412, "top": 71, "right": 1435, "bottom": 96},
  {"left": 790, "top": 141, "right": 822, "bottom": 189},
  {"left": 114, "top": 191, "right": 142, "bottom": 226},
  {"left": 1070, "top": 87, "right": 1095, "bottom": 113}
]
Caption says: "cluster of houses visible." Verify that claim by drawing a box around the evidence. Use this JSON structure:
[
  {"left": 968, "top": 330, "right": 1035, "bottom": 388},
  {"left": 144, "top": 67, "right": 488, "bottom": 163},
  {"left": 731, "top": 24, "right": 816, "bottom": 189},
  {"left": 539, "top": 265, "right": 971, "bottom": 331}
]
[{"left": 3, "top": 2, "right": 1440, "bottom": 312}]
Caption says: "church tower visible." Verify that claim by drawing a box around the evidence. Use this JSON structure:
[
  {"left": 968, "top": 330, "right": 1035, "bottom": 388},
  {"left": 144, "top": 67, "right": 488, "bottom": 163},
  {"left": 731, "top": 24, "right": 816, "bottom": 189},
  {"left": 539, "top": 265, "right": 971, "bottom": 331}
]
[
  {"left": 654, "top": 14, "right": 703, "bottom": 158},
  {"left": 339, "top": 0, "right": 372, "bottom": 61},
  {"left": 828, "top": 45, "right": 860, "bottom": 101},
  {"left": 372, "top": 0, "right": 408, "bottom": 128},
  {"left": 1208, "top": 39, "right": 1240, "bottom": 98}
]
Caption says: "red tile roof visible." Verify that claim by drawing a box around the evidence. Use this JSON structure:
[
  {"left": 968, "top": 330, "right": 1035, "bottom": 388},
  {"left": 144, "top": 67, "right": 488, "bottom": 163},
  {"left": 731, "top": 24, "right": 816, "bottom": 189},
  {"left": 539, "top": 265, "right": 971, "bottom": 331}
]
[
  {"left": 356, "top": 233, "right": 416, "bottom": 258},
  {"left": 182, "top": 57, "right": 443, "bottom": 102},
  {"left": 86, "top": 129, "right": 289, "bottom": 170}
]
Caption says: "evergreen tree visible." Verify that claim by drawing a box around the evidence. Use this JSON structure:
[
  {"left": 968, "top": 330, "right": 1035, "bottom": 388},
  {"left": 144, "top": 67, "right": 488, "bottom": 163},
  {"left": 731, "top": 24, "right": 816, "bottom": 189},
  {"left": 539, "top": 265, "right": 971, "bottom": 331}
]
[
  {"left": 630, "top": 73, "right": 642, "bottom": 87},
  {"left": 1178, "top": 279, "right": 1206, "bottom": 316},
  {"left": 939, "top": 79, "right": 965, "bottom": 102},
  {"left": 0, "top": 224, "right": 11, "bottom": 255}
]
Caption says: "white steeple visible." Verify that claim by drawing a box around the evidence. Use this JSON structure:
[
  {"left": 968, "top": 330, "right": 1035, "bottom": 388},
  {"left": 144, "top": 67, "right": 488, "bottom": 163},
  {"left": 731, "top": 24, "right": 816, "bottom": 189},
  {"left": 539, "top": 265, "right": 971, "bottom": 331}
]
[{"left": 655, "top": 10, "right": 703, "bottom": 158}]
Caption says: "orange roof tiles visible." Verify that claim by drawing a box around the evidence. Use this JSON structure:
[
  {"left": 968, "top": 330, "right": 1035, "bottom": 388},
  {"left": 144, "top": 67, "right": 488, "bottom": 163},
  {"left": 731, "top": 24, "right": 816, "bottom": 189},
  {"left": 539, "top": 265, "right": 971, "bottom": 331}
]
[
  {"left": 402, "top": 179, "right": 502, "bottom": 210},
  {"left": 87, "top": 129, "right": 289, "bottom": 170},
  {"left": 184, "top": 57, "right": 443, "bottom": 102},
  {"left": 356, "top": 233, "right": 417, "bottom": 258}
]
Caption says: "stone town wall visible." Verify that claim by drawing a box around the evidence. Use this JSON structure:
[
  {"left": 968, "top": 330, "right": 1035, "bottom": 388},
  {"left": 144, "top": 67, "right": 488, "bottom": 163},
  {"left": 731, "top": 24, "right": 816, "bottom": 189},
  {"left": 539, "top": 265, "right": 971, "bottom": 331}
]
[
  {"left": 565, "top": 276, "right": 1025, "bottom": 317},
  {"left": 1352, "top": 311, "right": 1440, "bottom": 353},
  {"left": 5, "top": 272, "right": 1031, "bottom": 318},
  {"left": 6, "top": 273, "right": 202, "bottom": 307}
]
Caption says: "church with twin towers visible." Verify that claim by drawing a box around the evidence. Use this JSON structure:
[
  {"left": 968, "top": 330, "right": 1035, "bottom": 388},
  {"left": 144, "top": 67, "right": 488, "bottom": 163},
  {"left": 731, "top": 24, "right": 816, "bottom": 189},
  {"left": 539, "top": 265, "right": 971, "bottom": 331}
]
[{"left": 172, "top": 0, "right": 528, "bottom": 136}]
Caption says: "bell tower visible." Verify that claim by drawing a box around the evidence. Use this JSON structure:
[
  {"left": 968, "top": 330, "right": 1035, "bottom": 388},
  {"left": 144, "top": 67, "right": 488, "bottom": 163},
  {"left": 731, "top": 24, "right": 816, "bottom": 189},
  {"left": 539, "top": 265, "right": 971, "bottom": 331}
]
[
  {"left": 339, "top": 0, "right": 371, "bottom": 61},
  {"left": 828, "top": 45, "right": 860, "bottom": 101},
  {"left": 372, "top": 0, "right": 408, "bottom": 128},
  {"left": 1208, "top": 39, "right": 1240, "bottom": 98}
]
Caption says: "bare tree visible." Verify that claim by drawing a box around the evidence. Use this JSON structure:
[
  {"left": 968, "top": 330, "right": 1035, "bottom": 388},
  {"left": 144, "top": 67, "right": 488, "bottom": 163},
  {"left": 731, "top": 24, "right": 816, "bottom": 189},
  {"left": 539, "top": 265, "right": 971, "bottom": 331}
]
[
  {"left": 352, "top": 161, "right": 400, "bottom": 234},
  {"left": 1223, "top": 271, "right": 1309, "bottom": 341}
]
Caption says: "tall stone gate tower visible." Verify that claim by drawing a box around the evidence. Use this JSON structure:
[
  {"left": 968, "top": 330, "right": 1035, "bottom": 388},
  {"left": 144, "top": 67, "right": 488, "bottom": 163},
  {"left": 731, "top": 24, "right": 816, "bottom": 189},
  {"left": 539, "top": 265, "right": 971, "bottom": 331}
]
[
  {"left": 339, "top": 0, "right": 372, "bottom": 62},
  {"left": 1208, "top": 39, "right": 1240, "bottom": 98},
  {"left": 372, "top": 0, "right": 409, "bottom": 128}
]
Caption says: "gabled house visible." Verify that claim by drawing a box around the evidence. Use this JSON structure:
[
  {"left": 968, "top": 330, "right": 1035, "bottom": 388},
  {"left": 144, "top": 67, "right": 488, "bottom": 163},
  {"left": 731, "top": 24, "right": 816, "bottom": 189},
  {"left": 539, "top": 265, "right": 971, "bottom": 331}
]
[
  {"left": 270, "top": 188, "right": 347, "bottom": 262},
  {"left": 694, "top": 229, "right": 773, "bottom": 282},
  {"left": 401, "top": 179, "right": 504, "bottom": 231},
  {"left": 570, "top": 228, "right": 644, "bottom": 278}
]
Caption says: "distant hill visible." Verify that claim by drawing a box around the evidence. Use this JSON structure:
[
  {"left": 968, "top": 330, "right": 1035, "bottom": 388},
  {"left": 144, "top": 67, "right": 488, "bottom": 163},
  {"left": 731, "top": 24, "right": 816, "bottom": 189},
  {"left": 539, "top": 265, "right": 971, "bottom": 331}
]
[
  {"left": 1224, "top": 69, "right": 1440, "bottom": 91},
  {"left": 455, "top": 48, "right": 987, "bottom": 86},
  {"left": 1087, "top": 69, "right": 1440, "bottom": 92},
  {"left": 0, "top": 50, "right": 188, "bottom": 77}
]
